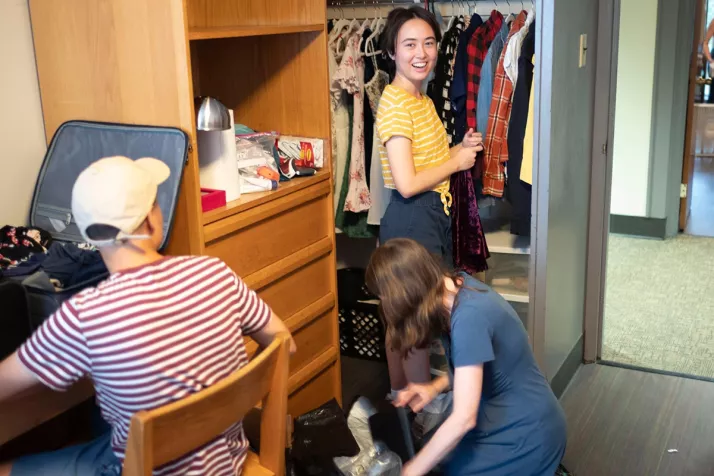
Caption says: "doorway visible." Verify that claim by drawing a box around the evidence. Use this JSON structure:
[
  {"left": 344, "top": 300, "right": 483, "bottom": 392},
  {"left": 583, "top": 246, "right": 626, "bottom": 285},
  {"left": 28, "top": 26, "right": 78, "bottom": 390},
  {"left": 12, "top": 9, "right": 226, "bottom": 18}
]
[
  {"left": 684, "top": 0, "right": 714, "bottom": 237},
  {"left": 585, "top": 0, "right": 714, "bottom": 381}
]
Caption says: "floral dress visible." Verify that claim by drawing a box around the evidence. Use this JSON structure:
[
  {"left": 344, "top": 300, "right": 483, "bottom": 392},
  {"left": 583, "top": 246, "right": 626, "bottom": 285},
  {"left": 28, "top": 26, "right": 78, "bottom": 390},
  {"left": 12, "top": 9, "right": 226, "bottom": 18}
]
[{"left": 334, "top": 33, "right": 371, "bottom": 213}]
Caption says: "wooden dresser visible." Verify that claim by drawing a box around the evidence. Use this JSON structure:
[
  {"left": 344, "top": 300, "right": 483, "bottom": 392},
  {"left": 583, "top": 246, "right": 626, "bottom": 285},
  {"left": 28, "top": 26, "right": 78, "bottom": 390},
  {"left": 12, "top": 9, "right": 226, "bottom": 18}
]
[{"left": 28, "top": 0, "right": 340, "bottom": 417}]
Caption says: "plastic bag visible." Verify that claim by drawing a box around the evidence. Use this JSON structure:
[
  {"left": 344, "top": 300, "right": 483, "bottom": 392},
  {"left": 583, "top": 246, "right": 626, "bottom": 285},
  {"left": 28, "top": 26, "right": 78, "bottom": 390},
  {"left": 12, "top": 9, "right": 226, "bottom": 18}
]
[
  {"left": 334, "top": 398, "right": 402, "bottom": 476},
  {"left": 291, "top": 399, "right": 360, "bottom": 476},
  {"left": 235, "top": 132, "right": 281, "bottom": 193}
]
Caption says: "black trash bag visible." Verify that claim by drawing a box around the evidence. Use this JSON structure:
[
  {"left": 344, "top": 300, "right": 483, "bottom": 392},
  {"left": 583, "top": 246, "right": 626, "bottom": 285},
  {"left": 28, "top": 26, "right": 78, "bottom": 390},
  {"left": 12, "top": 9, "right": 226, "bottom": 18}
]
[
  {"left": 291, "top": 398, "right": 360, "bottom": 476},
  {"left": 368, "top": 400, "right": 415, "bottom": 466}
]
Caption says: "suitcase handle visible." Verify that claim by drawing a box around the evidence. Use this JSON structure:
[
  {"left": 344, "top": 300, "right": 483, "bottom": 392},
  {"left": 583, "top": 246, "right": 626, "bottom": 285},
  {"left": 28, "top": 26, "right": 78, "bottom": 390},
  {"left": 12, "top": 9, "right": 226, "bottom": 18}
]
[{"left": 36, "top": 204, "right": 73, "bottom": 226}]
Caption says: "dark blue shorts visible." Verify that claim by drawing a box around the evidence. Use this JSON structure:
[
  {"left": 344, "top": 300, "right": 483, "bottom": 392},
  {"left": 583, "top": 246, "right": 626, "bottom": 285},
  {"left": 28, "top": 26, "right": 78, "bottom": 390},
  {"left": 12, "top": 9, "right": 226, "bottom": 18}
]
[
  {"left": 379, "top": 190, "right": 453, "bottom": 269},
  {"left": 10, "top": 432, "right": 121, "bottom": 476}
]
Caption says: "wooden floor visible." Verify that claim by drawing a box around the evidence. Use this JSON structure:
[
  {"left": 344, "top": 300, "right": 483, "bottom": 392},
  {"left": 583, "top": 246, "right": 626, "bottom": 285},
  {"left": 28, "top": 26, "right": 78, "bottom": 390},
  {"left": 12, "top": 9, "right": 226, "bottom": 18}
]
[{"left": 561, "top": 364, "right": 714, "bottom": 476}]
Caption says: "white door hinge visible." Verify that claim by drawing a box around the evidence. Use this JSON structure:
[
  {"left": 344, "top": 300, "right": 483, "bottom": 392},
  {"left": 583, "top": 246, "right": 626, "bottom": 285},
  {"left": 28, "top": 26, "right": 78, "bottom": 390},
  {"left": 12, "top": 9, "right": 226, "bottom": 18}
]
[
  {"left": 601, "top": 142, "right": 608, "bottom": 155},
  {"left": 680, "top": 183, "right": 688, "bottom": 198}
]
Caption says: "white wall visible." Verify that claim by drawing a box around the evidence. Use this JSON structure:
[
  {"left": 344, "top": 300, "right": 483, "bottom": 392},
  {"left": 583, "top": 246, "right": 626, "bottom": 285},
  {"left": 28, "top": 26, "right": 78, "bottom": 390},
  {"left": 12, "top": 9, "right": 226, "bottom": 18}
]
[
  {"left": 0, "top": 0, "right": 47, "bottom": 226},
  {"left": 610, "top": 0, "right": 659, "bottom": 217}
]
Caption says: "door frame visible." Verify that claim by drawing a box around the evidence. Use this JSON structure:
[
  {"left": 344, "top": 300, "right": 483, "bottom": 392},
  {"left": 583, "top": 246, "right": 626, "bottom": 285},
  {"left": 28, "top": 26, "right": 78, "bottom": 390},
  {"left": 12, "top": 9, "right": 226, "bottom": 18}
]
[
  {"left": 679, "top": 0, "right": 706, "bottom": 231},
  {"left": 583, "top": 0, "right": 619, "bottom": 362},
  {"left": 583, "top": 0, "right": 705, "bottom": 361}
]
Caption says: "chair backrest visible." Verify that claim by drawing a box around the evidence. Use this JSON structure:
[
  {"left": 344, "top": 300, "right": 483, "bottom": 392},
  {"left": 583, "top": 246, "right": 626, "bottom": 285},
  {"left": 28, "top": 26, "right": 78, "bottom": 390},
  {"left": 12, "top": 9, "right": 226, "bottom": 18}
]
[{"left": 122, "top": 333, "right": 291, "bottom": 476}]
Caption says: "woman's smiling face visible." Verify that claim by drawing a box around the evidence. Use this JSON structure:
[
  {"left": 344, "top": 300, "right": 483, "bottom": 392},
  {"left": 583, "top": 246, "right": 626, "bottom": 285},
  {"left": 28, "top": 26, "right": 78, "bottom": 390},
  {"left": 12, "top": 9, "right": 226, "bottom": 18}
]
[{"left": 392, "top": 18, "right": 438, "bottom": 84}]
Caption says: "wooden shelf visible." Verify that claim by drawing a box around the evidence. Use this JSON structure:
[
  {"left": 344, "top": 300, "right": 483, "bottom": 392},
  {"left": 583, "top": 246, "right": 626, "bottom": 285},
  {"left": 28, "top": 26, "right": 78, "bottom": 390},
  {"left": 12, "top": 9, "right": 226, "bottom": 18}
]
[
  {"left": 203, "top": 169, "right": 330, "bottom": 225},
  {"left": 189, "top": 24, "right": 324, "bottom": 40}
]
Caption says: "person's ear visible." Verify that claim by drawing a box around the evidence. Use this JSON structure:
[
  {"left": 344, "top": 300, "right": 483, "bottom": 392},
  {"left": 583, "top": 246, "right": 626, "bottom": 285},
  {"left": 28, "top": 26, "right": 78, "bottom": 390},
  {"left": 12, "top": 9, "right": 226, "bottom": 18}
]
[{"left": 146, "top": 203, "right": 162, "bottom": 233}]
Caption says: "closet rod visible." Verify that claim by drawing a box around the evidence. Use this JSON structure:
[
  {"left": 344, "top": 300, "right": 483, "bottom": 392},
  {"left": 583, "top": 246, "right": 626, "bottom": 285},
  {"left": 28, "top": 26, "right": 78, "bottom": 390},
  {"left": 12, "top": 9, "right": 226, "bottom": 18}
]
[{"left": 327, "top": 0, "right": 498, "bottom": 5}]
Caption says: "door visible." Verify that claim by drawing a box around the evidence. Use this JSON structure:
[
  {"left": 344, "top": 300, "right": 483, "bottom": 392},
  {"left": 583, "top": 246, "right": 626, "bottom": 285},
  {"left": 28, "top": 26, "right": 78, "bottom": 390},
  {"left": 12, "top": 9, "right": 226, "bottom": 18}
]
[{"left": 679, "top": 0, "right": 706, "bottom": 231}]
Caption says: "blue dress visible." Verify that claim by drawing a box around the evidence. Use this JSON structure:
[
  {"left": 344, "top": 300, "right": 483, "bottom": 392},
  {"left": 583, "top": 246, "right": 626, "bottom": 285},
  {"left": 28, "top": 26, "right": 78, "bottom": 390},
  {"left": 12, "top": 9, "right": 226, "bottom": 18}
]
[{"left": 440, "top": 275, "right": 567, "bottom": 475}]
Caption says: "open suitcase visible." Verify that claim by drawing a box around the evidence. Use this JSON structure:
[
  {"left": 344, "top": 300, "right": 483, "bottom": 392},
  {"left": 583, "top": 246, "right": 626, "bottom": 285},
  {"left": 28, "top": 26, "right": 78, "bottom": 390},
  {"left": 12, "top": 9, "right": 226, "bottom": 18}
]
[{"left": 8, "top": 120, "right": 189, "bottom": 330}]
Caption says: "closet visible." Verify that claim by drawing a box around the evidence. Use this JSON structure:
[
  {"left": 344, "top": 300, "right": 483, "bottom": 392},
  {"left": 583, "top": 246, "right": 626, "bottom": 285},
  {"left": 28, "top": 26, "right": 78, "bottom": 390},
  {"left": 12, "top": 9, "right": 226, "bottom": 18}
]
[
  {"left": 27, "top": 0, "right": 341, "bottom": 418},
  {"left": 329, "top": 0, "right": 537, "bottom": 346}
]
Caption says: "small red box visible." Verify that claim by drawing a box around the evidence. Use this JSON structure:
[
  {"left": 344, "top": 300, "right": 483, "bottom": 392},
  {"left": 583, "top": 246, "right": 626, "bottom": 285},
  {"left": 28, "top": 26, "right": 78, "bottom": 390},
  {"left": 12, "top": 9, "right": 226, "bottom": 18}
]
[{"left": 200, "top": 188, "right": 227, "bottom": 212}]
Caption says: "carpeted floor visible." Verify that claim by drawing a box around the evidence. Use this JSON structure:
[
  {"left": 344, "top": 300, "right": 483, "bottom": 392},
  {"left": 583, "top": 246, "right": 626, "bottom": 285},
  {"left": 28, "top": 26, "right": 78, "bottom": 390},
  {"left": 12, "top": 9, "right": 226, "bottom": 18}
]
[{"left": 602, "top": 234, "right": 714, "bottom": 379}]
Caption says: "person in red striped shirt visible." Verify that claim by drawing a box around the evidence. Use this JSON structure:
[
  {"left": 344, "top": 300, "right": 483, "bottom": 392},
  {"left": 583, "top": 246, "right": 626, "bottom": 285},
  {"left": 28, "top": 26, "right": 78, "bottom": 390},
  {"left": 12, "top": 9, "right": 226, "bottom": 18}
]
[{"left": 0, "top": 156, "right": 296, "bottom": 476}]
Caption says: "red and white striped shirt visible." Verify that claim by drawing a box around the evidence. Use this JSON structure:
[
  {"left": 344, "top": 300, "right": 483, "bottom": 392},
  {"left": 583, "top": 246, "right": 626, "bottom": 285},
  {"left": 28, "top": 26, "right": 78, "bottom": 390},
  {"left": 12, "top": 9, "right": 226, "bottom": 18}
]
[{"left": 18, "top": 255, "right": 271, "bottom": 475}]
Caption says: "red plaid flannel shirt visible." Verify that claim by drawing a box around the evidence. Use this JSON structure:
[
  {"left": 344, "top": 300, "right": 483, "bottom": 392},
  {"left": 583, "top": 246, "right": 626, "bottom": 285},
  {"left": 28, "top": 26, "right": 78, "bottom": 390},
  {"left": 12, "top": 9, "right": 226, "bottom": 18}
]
[
  {"left": 466, "top": 11, "right": 503, "bottom": 131},
  {"left": 482, "top": 11, "right": 528, "bottom": 197}
]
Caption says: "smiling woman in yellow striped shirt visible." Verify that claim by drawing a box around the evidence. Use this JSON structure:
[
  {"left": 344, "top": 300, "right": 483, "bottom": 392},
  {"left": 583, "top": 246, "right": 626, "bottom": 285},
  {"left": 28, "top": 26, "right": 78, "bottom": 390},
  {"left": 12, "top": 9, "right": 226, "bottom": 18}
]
[{"left": 375, "top": 7, "right": 483, "bottom": 394}]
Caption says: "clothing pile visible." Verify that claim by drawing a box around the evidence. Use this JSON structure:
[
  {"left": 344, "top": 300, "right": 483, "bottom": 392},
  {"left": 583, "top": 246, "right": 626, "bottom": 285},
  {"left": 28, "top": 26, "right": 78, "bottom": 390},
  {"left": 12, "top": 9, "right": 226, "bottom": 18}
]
[
  {"left": 0, "top": 225, "right": 53, "bottom": 270},
  {"left": 0, "top": 225, "right": 107, "bottom": 291}
]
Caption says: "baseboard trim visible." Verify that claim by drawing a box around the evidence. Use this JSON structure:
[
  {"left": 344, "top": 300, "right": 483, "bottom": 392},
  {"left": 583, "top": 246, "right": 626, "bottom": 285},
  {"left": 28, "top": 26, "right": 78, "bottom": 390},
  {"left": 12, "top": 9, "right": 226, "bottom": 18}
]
[
  {"left": 550, "top": 335, "right": 583, "bottom": 399},
  {"left": 610, "top": 215, "right": 666, "bottom": 239},
  {"left": 599, "top": 360, "right": 714, "bottom": 383}
]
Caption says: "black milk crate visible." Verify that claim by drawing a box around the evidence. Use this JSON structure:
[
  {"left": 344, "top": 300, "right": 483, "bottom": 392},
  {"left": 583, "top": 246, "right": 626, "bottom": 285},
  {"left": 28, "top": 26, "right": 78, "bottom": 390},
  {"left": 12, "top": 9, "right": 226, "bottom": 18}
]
[{"left": 337, "top": 268, "right": 386, "bottom": 362}]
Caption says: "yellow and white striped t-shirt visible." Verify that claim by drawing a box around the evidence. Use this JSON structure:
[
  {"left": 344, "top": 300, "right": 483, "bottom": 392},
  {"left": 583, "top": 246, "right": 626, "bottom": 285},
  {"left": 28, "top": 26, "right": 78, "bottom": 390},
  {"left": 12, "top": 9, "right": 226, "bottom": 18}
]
[{"left": 376, "top": 84, "right": 452, "bottom": 209}]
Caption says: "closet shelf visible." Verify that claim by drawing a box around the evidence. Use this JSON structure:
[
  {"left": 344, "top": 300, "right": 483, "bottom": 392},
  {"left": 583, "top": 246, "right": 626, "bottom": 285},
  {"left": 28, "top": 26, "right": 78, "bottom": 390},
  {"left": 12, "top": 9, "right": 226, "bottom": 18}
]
[
  {"left": 188, "top": 24, "right": 324, "bottom": 40},
  {"left": 202, "top": 169, "right": 330, "bottom": 225},
  {"left": 485, "top": 229, "right": 530, "bottom": 255},
  {"left": 492, "top": 286, "right": 530, "bottom": 304}
]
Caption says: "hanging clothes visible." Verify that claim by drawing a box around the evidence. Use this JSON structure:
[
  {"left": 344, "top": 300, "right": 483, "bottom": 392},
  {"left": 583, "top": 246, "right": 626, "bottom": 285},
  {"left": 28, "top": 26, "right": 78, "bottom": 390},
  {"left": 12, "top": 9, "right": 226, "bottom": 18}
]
[
  {"left": 503, "top": 9, "right": 536, "bottom": 88},
  {"left": 362, "top": 28, "right": 375, "bottom": 188},
  {"left": 466, "top": 10, "right": 504, "bottom": 131},
  {"left": 329, "top": 44, "right": 351, "bottom": 224},
  {"left": 506, "top": 22, "right": 536, "bottom": 237},
  {"left": 335, "top": 102, "right": 377, "bottom": 238},
  {"left": 477, "top": 16, "right": 513, "bottom": 138},
  {"left": 482, "top": 11, "right": 528, "bottom": 198},
  {"left": 428, "top": 16, "right": 465, "bottom": 146},
  {"left": 335, "top": 33, "right": 371, "bottom": 213},
  {"left": 520, "top": 55, "right": 536, "bottom": 186},
  {"left": 450, "top": 11, "right": 502, "bottom": 275},
  {"left": 365, "top": 53, "right": 391, "bottom": 226},
  {"left": 450, "top": 14, "right": 483, "bottom": 145}
]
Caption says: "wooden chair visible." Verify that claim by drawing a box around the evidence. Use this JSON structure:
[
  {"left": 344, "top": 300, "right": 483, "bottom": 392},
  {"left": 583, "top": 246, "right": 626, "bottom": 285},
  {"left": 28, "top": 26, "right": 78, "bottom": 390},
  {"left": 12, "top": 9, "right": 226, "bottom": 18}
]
[{"left": 122, "top": 333, "right": 291, "bottom": 476}]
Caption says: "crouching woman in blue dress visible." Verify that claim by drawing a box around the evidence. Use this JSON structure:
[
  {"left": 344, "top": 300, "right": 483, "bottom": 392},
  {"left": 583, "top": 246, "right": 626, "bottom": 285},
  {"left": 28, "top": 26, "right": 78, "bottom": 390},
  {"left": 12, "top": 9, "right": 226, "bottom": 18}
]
[{"left": 365, "top": 238, "right": 567, "bottom": 476}]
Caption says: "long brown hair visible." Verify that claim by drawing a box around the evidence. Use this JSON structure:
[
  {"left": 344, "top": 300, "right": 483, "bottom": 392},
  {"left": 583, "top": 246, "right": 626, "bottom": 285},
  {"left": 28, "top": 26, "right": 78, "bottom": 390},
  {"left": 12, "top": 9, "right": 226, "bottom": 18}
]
[{"left": 365, "top": 238, "right": 460, "bottom": 358}]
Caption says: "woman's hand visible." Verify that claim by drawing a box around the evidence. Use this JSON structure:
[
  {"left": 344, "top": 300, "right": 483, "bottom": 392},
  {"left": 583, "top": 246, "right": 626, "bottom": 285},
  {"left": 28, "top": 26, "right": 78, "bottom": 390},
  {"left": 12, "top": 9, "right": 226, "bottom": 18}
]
[
  {"left": 394, "top": 381, "right": 440, "bottom": 413},
  {"left": 452, "top": 145, "right": 479, "bottom": 172},
  {"left": 461, "top": 128, "right": 483, "bottom": 149}
]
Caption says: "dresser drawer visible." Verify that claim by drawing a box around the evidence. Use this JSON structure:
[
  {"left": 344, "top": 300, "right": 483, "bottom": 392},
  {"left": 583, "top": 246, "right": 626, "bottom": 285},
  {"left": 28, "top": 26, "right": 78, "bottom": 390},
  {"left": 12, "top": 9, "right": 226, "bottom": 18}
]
[
  {"left": 288, "top": 360, "right": 340, "bottom": 417},
  {"left": 203, "top": 181, "right": 331, "bottom": 278},
  {"left": 256, "top": 251, "right": 333, "bottom": 321},
  {"left": 289, "top": 308, "right": 336, "bottom": 375},
  {"left": 244, "top": 296, "right": 336, "bottom": 378}
]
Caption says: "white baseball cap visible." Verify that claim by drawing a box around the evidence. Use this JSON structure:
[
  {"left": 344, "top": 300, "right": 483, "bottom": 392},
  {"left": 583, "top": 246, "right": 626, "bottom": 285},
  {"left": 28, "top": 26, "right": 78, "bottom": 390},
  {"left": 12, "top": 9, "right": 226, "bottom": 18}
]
[{"left": 71, "top": 156, "right": 170, "bottom": 247}]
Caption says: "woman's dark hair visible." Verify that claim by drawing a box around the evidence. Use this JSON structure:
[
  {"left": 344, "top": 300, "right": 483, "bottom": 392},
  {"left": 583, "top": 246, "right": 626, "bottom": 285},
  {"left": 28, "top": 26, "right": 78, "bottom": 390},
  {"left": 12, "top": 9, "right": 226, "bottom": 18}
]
[
  {"left": 366, "top": 238, "right": 459, "bottom": 358},
  {"left": 380, "top": 7, "right": 442, "bottom": 76}
]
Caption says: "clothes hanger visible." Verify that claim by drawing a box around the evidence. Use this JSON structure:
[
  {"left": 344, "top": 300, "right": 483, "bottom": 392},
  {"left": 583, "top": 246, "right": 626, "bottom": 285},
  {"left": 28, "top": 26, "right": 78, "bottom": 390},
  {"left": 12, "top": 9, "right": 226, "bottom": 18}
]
[
  {"left": 366, "top": 6, "right": 384, "bottom": 47},
  {"left": 446, "top": 8, "right": 457, "bottom": 31},
  {"left": 369, "top": 1, "right": 379, "bottom": 31},
  {"left": 329, "top": 3, "right": 350, "bottom": 43}
]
